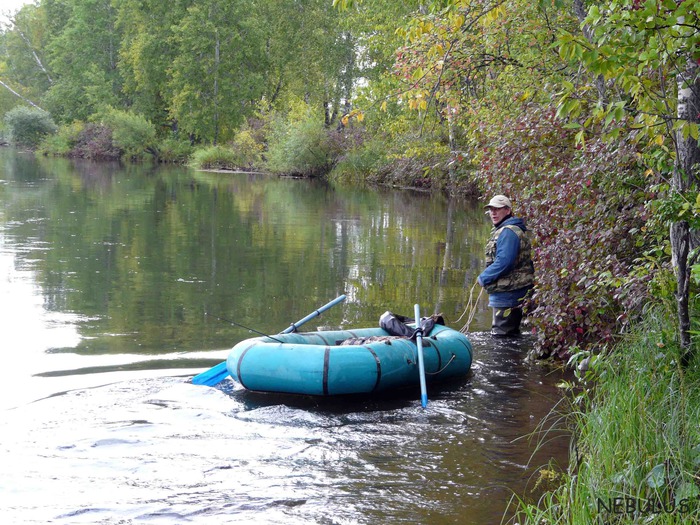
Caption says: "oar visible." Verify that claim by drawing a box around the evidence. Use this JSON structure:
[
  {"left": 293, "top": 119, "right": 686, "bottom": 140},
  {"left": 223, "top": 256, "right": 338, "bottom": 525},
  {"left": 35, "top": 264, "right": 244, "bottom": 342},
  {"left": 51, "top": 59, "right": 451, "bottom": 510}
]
[
  {"left": 191, "top": 294, "right": 347, "bottom": 387},
  {"left": 414, "top": 303, "right": 428, "bottom": 408}
]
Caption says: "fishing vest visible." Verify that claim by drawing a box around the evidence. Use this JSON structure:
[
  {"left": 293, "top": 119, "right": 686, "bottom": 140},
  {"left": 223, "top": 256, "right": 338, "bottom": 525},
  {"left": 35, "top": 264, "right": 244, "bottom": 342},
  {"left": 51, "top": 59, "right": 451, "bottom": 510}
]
[{"left": 484, "top": 223, "right": 535, "bottom": 293}]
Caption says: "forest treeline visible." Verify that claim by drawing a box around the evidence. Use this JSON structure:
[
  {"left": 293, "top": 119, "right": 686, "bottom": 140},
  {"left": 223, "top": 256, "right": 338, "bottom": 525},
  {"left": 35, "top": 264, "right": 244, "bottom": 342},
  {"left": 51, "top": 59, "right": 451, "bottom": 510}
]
[{"left": 2, "top": 0, "right": 700, "bottom": 365}]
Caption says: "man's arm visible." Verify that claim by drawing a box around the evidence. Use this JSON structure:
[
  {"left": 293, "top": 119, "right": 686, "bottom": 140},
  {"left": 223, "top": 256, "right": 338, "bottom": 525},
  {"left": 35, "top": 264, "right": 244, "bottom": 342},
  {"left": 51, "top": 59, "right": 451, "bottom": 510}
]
[{"left": 477, "top": 229, "right": 521, "bottom": 287}]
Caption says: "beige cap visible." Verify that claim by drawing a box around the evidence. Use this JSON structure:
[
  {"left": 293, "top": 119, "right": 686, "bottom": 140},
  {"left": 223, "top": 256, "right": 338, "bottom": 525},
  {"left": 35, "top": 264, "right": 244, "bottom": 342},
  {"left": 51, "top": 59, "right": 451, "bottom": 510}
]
[{"left": 484, "top": 195, "right": 512, "bottom": 210}]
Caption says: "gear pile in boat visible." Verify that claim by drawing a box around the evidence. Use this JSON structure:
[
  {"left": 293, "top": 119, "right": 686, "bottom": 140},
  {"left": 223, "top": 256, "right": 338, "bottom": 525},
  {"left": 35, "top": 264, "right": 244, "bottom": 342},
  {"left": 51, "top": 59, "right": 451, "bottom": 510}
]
[{"left": 339, "top": 311, "right": 445, "bottom": 346}]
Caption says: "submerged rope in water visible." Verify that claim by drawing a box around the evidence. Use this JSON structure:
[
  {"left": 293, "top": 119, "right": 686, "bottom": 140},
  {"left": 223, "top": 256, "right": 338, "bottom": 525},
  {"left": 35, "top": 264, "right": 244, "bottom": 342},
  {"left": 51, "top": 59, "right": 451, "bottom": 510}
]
[{"left": 456, "top": 280, "right": 483, "bottom": 334}]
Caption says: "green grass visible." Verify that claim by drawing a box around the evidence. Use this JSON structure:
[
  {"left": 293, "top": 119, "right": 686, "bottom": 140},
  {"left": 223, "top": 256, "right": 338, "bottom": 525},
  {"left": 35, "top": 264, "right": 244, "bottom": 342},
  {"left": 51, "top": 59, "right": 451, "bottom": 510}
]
[
  {"left": 189, "top": 145, "right": 241, "bottom": 171},
  {"left": 511, "top": 309, "right": 700, "bottom": 524},
  {"left": 190, "top": 139, "right": 263, "bottom": 171},
  {"left": 155, "top": 137, "right": 193, "bottom": 164}
]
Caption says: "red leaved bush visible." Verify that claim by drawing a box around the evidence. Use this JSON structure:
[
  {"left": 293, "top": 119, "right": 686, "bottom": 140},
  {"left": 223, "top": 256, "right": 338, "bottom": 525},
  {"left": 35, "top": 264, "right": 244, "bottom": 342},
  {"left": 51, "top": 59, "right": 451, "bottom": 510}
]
[
  {"left": 476, "top": 103, "right": 655, "bottom": 359},
  {"left": 71, "top": 124, "right": 121, "bottom": 160}
]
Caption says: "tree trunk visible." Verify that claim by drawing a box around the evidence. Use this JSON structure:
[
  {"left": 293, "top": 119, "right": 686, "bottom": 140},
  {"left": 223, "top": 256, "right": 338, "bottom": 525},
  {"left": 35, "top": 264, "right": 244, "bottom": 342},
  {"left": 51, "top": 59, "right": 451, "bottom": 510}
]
[
  {"left": 673, "top": 59, "right": 700, "bottom": 364},
  {"left": 11, "top": 21, "right": 53, "bottom": 85},
  {"left": 0, "top": 80, "right": 44, "bottom": 110},
  {"left": 671, "top": 220, "right": 691, "bottom": 354}
]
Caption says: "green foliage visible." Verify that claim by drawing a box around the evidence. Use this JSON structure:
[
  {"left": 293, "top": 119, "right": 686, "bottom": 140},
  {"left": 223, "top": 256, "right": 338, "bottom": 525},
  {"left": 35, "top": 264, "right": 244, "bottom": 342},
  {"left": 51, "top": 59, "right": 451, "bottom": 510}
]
[
  {"left": 555, "top": 0, "right": 700, "bottom": 156},
  {"left": 514, "top": 311, "right": 700, "bottom": 522},
  {"left": 189, "top": 125, "right": 265, "bottom": 170},
  {"left": 649, "top": 188, "right": 700, "bottom": 232},
  {"left": 190, "top": 145, "right": 242, "bottom": 171},
  {"left": 37, "top": 120, "right": 84, "bottom": 156},
  {"left": 155, "top": 136, "right": 193, "bottom": 164},
  {"left": 4, "top": 105, "right": 57, "bottom": 147},
  {"left": 41, "top": 0, "right": 123, "bottom": 123},
  {"left": 115, "top": 0, "right": 190, "bottom": 128},
  {"left": 95, "top": 107, "right": 156, "bottom": 160},
  {"left": 390, "top": 0, "right": 574, "bottom": 134},
  {"left": 2, "top": 0, "right": 360, "bottom": 146},
  {"left": 229, "top": 129, "right": 264, "bottom": 170},
  {"left": 2, "top": 4, "right": 53, "bottom": 99},
  {"left": 259, "top": 0, "right": 353, "bottom": 121},
  {"left": 332, "top": 0, "right": 359, "bottom": 9},
  {"left": 35, "top": 113, "right": 158, "bottom": 161},
  {"left": 328, "top": 136, "right": 389, "bottom": 184},
  {"left": 167, "top": 2, "right": 261, "bottom": 144},
  {"left": 265, "top": 109, "right": 336, "bottom": 177}
]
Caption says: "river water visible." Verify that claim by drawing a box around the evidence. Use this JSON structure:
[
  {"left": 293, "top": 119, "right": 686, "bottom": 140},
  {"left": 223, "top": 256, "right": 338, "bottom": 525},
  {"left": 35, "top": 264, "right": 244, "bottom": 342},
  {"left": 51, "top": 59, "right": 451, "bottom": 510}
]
[{"left": 0, "top": 148, "right": 570, "bottom": 524}]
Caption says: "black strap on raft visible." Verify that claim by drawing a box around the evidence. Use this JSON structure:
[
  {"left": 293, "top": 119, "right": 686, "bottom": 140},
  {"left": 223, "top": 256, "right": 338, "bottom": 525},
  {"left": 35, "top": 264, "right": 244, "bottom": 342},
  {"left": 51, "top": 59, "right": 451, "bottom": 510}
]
[{"left": 379, "top": 311, "right": 444, "bottom": 339}]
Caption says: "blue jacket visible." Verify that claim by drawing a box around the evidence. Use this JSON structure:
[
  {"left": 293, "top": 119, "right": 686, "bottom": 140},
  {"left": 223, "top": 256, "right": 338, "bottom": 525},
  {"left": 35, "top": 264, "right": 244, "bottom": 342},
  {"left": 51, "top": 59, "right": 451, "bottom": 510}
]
[{"left": 477, "top": 216, "right": 533, "bottom": 308}]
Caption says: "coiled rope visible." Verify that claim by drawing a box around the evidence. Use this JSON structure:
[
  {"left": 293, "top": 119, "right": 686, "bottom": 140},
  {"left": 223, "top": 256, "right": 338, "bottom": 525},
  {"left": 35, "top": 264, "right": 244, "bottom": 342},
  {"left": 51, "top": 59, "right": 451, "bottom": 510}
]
[{"left": 455, "top": 280, "right": 483, "bottom": 334}]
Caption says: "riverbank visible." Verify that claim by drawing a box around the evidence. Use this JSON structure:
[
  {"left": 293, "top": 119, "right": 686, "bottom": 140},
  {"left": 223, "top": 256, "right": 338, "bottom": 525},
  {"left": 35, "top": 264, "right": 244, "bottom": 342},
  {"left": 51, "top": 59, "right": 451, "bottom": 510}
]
[{"left": 513, "top": 307, "right": 700, "bottom": 523}]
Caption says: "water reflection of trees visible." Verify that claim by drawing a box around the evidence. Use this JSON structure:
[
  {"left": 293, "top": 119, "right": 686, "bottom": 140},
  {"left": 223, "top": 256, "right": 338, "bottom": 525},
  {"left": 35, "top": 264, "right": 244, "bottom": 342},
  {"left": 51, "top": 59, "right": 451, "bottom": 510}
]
[{"left": 2, "top": 152, "right": 491, "bottom": 356}]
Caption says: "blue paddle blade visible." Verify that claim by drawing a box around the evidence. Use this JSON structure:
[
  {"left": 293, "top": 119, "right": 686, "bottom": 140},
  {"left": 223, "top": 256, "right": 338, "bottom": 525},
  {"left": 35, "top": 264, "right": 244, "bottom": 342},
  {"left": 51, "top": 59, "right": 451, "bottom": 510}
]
[{"left": 191, "top": 361, "right": 229, "bottom": 386}]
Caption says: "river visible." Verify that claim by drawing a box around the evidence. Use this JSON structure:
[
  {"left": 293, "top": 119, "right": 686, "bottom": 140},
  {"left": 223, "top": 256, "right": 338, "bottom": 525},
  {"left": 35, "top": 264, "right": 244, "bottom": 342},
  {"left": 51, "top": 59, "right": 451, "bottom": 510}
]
[{"left": 0, "top": 148, "right": 570, "bottom": 524}]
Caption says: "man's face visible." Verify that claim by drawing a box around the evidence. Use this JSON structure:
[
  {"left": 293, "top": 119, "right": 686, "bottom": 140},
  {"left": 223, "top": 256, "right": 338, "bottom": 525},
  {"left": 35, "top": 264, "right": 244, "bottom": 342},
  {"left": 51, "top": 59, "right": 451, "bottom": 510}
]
[{"left": 487, "top": 206, "right": 510, "bottom": 225}]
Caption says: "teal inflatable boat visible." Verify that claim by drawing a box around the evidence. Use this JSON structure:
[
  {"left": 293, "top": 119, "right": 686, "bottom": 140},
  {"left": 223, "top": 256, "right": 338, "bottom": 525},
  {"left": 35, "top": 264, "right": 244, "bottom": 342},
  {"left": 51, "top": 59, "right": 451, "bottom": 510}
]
[{"left": 226, "top": 323, "right": 472, "bottom": 396}]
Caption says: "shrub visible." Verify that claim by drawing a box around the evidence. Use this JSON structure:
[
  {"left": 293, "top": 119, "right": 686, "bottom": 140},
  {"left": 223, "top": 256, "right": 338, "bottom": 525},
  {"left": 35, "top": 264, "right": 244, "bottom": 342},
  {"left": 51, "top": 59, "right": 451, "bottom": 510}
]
[
  {"left": 264, "top": 111, "right": 334, "bottom": 177},
  {"left": 156, "top": 137, "right": 194, "bottom": 164},
  {"left": 4, "top": 106, "right": 57, "bottom": 148},
  {"left": 329, "top": 137, "right": 388, "bottom": 184},
  {"left": 37, "top": 121, "right": 85, "bottom": 156},
  {"left": 190, "top": 145, "right": 240, "bottom": 170},
  {"left": 72, "top": 123, "right": 120, "bottom": 160},
  {"left": 189, "top": 125, "right": 268, "bottom": 171},
  {"left": 229, "top": 128, "right": 264, "bottom": 169},
  {"left": 95, "top": 108, "right": 157, "bottom": 160},
  {"left": 475, "top": 102, "right": 655, "bottom": 359}
]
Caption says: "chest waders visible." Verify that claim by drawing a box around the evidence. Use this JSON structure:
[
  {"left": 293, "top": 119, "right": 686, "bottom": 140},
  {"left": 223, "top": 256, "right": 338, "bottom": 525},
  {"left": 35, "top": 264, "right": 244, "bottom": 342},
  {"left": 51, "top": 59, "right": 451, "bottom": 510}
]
[{"left": 484, "top": 224, "right": 534, "bottom": 336}]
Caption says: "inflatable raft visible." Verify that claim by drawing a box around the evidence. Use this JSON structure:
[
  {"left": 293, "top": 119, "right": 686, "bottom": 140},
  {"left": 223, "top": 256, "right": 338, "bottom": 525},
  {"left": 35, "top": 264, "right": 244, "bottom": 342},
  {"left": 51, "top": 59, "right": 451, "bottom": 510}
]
[{"left": 226, "top": 323, "right": 472, "bottom": 396}]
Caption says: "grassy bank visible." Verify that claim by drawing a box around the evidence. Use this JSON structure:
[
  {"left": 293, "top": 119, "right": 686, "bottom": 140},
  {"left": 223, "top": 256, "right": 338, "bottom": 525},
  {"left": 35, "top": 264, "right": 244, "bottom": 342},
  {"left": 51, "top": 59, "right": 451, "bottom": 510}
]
[{"left": 512, "top": 309, "right": 700, "bottom": 524}]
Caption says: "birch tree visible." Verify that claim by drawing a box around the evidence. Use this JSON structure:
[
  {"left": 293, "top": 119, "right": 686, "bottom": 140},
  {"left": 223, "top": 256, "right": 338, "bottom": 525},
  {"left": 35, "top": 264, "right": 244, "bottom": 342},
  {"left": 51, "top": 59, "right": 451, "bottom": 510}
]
[{"left": 557, "top": 0, "right": 700, "bottom": 362}]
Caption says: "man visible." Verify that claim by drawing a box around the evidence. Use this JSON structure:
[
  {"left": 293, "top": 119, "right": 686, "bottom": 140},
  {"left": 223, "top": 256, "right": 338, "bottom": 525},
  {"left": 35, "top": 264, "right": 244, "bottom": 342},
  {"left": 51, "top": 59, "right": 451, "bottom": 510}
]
[{"left": 477, "top": 195, "right": 535, "bottom": 336}]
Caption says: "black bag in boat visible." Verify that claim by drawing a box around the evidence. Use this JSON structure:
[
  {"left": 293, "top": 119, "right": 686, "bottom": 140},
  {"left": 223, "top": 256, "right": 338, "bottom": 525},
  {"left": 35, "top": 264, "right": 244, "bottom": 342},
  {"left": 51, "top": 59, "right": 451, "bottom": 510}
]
[{"left": 379, "top": 311, "right": 444, "bottom": 339}]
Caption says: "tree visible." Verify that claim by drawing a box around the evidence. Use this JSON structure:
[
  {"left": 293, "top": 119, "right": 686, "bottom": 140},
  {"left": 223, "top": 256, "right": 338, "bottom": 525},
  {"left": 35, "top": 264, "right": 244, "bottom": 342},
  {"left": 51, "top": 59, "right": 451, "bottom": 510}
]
[
  {"left": 167, "top": 0, "right": 266, "bottom": 144},
  {"left": 257, "top": 0, "right": 359, "bottom": 128},
  {"left": 3, "top": 4, "right": 53, "bottom": 94},
  {"left": 557, "top": 0, "right": 700, "bottom": 362},
  {"left": 0, "top": 3, "right": 52, "bottom": 114},
  {"left": 96, "top": 106, "right": 157, "bottom": 159},
  {"left": 116, "top": 0, "right": 193, "bottom": 131},
  {"left": 672, "top": 58, "right": 700, "bottom": 363},
  {"left": 42, "top": 0, "right": 123, "bottom": 122}
]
